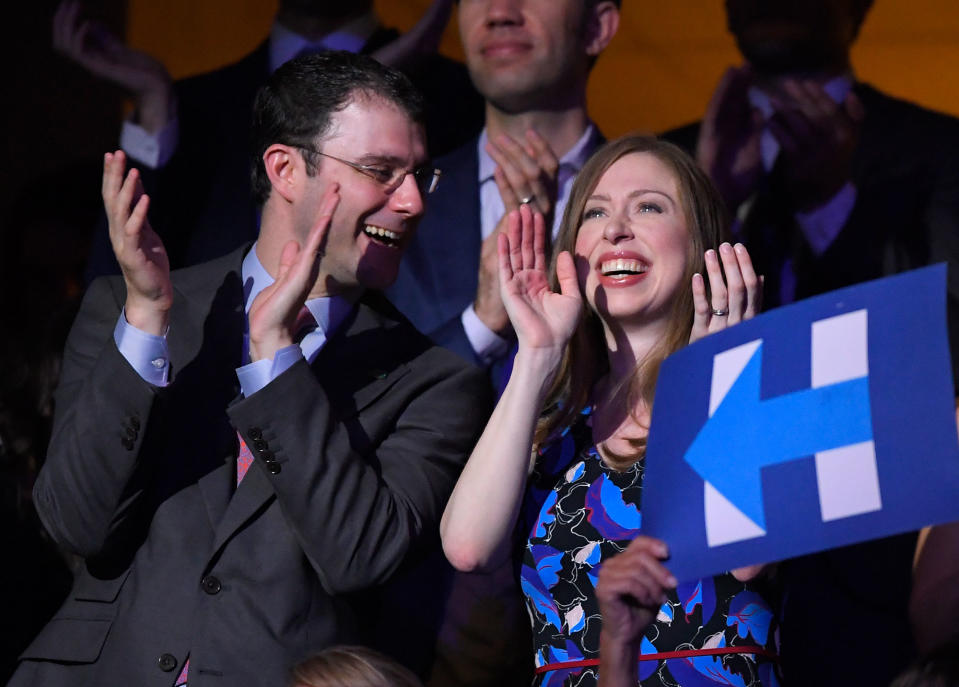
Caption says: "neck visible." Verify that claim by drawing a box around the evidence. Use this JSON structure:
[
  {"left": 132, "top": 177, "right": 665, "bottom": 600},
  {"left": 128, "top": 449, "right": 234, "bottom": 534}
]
[
  {"left": 484, "top": 102, "right": 590, "bottom": 159},
  {"left": 275, "top": 7, "right": 378, "bottom": 43},
  {"left": 589, "top": 318, "right": 666, "bottom": 446},
  {"left": 257, "top": 204, "right": 360, "bottom": 300},
  {"left": 602, "top": 317, "right": 669, "bottom": 392}
]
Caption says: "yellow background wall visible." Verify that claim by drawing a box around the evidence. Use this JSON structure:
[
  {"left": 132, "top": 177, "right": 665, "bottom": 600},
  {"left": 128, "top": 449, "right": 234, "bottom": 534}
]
[{"left": 127, "top": 0, "right": 959, "bottom": 136}]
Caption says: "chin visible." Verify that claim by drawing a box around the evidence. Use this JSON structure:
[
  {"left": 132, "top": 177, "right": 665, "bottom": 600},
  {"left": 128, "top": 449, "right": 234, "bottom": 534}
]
[{"left": 738, "top": 35, "right": 838, "bottom": 76}]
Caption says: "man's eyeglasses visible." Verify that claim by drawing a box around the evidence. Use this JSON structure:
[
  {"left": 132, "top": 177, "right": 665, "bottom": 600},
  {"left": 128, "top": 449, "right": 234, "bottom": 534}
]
[{"left": 303, "top": 148, "right": 441, "bottom": 196}]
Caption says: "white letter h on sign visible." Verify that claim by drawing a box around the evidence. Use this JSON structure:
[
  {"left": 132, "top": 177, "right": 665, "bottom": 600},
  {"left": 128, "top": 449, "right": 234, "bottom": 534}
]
[{"left": 703, "top": 309, "right": 882, "bottom": 548}]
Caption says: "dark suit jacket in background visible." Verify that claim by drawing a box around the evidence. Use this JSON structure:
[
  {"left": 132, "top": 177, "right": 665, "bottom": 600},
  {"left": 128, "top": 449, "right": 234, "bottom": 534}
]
[
  {"left": 12, "top": 246, "right": 489, "bottom": 687},
  {"left": 666, "top": 82, "right": 959, "bottom": 687},
  {"left": 84, "top": 33, "right": 485, "bottom": 281},
  {"left": 388, "top": 140, "right": 484, "bottom": 366}
]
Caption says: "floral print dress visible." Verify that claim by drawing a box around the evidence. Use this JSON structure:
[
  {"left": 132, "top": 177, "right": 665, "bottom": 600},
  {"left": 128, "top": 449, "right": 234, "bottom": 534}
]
[{"left": 520, "top": 414, "right": 780, "bottom": 687}]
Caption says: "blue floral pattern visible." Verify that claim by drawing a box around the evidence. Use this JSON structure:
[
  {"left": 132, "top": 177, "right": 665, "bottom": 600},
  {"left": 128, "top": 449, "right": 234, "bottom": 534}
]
[{"left": 521, "top": 418, "right": 780, "bottom": 686}]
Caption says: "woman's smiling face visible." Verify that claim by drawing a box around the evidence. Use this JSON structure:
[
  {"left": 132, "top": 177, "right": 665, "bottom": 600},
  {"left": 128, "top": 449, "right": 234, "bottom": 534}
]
[{"left": 573, "top": 151, "right": 691, "bottom": 328}]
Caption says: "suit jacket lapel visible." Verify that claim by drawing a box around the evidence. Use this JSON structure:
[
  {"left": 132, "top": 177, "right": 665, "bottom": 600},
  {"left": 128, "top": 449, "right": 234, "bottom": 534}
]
[
  {"left": 207, "top": 292, "right": 413, "bottom": 557},
  {"left": 314, "top": 296, "right": 415, "bottom": 416},
  {"left": 165, "top": 247, "right": 249, "bottom": 534},
  {"left": 209, "top": 458, "right": 275, "bottom": 556}
]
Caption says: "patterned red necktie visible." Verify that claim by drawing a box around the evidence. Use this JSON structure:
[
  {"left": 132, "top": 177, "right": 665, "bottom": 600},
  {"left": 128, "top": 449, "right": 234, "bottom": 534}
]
[
  {"left": 293, "top": 305, "right": 317, "bottom": 344},
  {"left": 236, "top": 433, "right": 254, "bottom": 486},
  {"left": 174, "top": 656, "right": 189, "bottom": 686}
]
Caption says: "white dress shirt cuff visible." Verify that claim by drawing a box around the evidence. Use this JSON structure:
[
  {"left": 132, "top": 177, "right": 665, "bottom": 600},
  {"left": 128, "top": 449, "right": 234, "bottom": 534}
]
[
  {"left": 120, "top": 116, "right": 180, "bottom": 169},
  {"left": 462, "top": 305, "right": 510, "bottom": 366},
  {"left": 795, "top": 182, "right": 857, "bottom": 256},
  {"left": 236, "top": 345, "right": 303, "bottom": 397},
  {"left": 114, "top": 310, "right": 170, "bottom": 387}
]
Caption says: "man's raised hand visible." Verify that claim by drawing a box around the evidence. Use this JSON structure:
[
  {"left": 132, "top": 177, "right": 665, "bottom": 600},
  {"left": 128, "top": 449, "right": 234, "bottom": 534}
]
[
  {"left": 248, "top": 186, "right": 340, "bottom": 363},
  {"left": 696, "top": 66, "right": 764, "bottom": 212},
  {"left": 103, "top": 150, "right": 171, "bottom": 335},
  {"left": 487, "top": 129, "right": 560, "bottom": 222}
]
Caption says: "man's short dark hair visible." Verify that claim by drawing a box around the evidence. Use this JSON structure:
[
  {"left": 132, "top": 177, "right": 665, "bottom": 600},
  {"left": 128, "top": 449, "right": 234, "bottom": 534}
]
[{"left": 251, "top": 50, "right": 425, "bottom": 205}]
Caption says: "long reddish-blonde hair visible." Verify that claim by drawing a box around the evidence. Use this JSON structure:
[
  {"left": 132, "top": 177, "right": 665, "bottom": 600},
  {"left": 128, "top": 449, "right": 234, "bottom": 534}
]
[{"left": 533, "top": 135, "right": 730, "bottom": 468}]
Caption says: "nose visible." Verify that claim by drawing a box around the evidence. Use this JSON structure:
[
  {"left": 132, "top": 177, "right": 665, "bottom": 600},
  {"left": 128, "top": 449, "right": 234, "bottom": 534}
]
[
  {"left": 485, "top": 0, "right": 523, "bottom": 26},
  {"left": 602, "top": 212, "right": 634, "bottom": 244},
  {"left": 389, "top": 172, "right": 425, "bottom": 218}
]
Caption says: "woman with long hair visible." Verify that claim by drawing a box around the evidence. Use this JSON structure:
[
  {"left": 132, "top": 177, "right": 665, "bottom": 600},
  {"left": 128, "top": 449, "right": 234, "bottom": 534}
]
[{"left": 441, "top": 135, "right": 777, "bottom": 686}]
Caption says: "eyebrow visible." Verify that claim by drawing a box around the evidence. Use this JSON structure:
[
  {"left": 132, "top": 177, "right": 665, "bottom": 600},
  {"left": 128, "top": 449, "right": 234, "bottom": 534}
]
[{"left": 587, "top": 189, "right": 677, "bottom": 208}]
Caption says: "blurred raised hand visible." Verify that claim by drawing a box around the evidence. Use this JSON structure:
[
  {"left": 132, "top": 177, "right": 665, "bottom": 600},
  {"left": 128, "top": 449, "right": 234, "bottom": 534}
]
[
  {"left": 53, "top": 0, "right": 174, "bottom": 133},
  {"left": 372, "top": 0, "right": 454, "bottom": 70}
]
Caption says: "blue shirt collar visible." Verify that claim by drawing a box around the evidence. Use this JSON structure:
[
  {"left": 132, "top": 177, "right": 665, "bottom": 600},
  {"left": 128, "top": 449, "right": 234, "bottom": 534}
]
[{"left": 241, "top": 242, "right": 355, "bottom": 337}]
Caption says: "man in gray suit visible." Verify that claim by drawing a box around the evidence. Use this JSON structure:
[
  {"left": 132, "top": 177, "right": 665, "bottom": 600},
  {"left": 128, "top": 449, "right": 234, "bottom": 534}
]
[{"left": 11, "top": 51, "right": 488, "bottom": 687}]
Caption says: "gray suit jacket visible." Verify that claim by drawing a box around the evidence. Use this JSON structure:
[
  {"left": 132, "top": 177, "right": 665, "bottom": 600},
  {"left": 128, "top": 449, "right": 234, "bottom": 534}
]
[{"left": 13, "top": 246, "right": 489, "bottom": 687}]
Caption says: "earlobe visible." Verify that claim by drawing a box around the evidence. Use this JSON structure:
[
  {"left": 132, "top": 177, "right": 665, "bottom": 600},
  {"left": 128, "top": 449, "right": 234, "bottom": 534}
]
[
  {"left": 586, "top": 2, "right": 621, "bottom": 57},
  {"left": 263, "top": 145, "right": 297, "bottom": 203}
]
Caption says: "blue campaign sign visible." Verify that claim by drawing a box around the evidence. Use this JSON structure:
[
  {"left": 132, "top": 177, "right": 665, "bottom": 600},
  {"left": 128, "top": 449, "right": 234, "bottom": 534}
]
[{"left": 642, "top": 264, "right": 959, "bottom": 583}]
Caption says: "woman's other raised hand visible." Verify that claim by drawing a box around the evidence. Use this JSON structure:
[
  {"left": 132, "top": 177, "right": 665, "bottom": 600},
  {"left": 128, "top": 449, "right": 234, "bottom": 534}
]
[{"left": 690, "top": 242, "right": 762, "bottom": 343}]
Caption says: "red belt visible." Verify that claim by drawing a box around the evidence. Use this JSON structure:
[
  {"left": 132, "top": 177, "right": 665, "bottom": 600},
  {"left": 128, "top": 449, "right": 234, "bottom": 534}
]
[{"left": 534, "top": 645, "right": 778, "bottom": 675}]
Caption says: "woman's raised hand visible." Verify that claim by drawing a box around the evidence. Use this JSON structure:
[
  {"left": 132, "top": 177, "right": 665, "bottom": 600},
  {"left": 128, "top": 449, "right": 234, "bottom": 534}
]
[
  {"left": 498, "top": 204, "right": 582, "bottom": 353},
  {"left": 690, "top": 242, "right": 762, "bottom": 343}
]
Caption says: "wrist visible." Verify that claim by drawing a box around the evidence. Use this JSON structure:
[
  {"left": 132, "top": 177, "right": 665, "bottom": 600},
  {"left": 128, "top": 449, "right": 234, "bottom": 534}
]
[
  {"left": 598, "top": 630, "right": 641, "bottom": 685},
  {"left": 473, "top": 299, "right": 511, "bottom": 336},
  {"left": 511, "top": 347, "right": 564, "bottom": 394},
  {"left": 134, "top": 80, "right": 175, "bottom": 134},
  {"left": 248, "top": 334, "right": 293, "bottom": 364},
  {"left": 124, "top": 299, "right": 170, "bottom": 337}
]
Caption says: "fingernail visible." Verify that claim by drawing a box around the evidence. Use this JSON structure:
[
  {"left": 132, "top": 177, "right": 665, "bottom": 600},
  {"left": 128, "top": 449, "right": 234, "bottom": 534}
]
[
  {"left": 720, "top": 242, "right": 732, "bottom": 255},
  {"left": 705, "top": 249, "right": 717, "bottom": 260},
  {"left": 734, "top": 242, "right": 746, "bottom": 253}
]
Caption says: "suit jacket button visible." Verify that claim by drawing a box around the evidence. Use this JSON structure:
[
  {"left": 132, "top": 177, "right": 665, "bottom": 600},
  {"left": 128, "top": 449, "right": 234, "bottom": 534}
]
[
  {"left": 201, "top": 575, "right": 222, "bottom": 595},
  {"left": 248, "top": 427, "right": 263, "bottom": 440},
  {"left": 122, "top": 437, "right": 135, "bottom": 450},
  {"left": 126, "top": 426, "right": 137, "bottom": 439},
  {"left": 253, "top": 439, "right": 268, "bottom": 452},
  {"left": 265, "top": 461, "right": 281, "bottom": 475},
  {"left": 157, "top": 653, "right": 177, "bottom": 672}
]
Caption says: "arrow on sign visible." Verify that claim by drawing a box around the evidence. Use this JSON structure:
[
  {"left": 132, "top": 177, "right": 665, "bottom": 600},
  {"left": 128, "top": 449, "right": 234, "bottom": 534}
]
[{"left": 684, "top": 342, "right": 873, "bottom": 530}]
